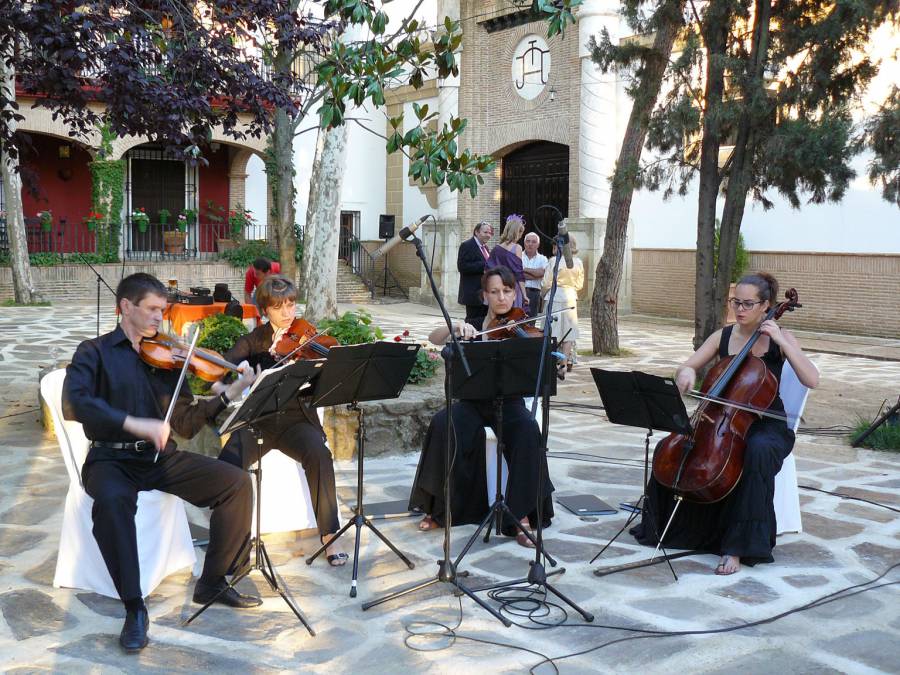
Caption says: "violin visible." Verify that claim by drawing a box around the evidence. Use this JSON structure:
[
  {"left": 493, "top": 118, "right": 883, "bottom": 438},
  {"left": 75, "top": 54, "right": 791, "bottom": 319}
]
[
  {"left": 139, "top": 333, "right": 243, "bottom": 382},
  {"left": 482, "top": 307, "right": 544, "bottom": 340},
  {"left": 652, "top": 289, "right": 801, "bottom": 503},
  {"left": 273, "top": 317, "right": 339, "bottom": 360}
]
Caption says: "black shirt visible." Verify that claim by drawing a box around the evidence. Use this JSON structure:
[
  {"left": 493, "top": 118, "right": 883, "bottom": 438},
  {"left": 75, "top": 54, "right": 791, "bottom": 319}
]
[{"left": 63, "top": 325, "right": 226, "bottom": 444}]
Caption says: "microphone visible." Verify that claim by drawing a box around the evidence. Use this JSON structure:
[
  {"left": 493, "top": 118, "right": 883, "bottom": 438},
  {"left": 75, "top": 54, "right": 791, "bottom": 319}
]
[
  {"left": 372, "top": 215, "right": 429, "bottom": 259},
  {"left": 557, "top": 220, "right": 574, "bottom": 269}
]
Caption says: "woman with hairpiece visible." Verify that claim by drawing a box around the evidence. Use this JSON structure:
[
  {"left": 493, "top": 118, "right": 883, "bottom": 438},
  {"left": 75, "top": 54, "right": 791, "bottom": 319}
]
[
  {"left": 408, "top": 265, "right": 554, "bottom": 548},
  {"left": 215, "top": 274, "right": 348, "bottom": 567},
  {"left": 486, "top": 214, "right": 528, "bottom": 310},
  {"left": 631, "top": 272, "right": 819, "bottom": 575}
]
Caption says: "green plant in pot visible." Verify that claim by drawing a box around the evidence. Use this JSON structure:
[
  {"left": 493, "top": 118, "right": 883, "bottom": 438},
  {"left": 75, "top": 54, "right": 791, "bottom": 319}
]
[
  {"left": 158, "top": 208, "right": 170, "bottom": 226},
  {"left": 38, "top": 210, "right": 52, "bottom": 231},
  {"left": 132, "top": 207, "right": 149, "bottom": 233},
  {"left": 175, "top": 213, "right": 188, "bottom": 232},
  {"left": 182, "top": 208, "right": 197, "bottom": 226},
  {"left": 83, "top": 210, "right": 104, "bottom": 232}
]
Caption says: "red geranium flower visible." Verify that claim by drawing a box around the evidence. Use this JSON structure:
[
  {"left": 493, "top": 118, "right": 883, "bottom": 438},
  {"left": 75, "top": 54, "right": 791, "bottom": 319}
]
[
  {"left": 393, "top": 335, "right": 402, "bottom": 342},
  {"left": 402, "top": 329, "right": 410, "bottom": 337}
]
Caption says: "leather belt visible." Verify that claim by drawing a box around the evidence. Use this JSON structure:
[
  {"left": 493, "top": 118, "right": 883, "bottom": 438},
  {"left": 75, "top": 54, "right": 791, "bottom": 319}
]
[{"left": 90, "top": 440, "right": 154, "bottom": 452}]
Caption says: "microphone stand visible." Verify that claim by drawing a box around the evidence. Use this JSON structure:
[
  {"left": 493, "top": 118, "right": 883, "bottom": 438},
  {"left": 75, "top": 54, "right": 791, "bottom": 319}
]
[
  {"left": 75, "top": 252, "right": 116, "bottom": 337},
  {"left": 482, "top": 209, "right": 594, "bottom": 621},
  {"left": 363, "top": 231, "right": 511, "bottom": 626}
]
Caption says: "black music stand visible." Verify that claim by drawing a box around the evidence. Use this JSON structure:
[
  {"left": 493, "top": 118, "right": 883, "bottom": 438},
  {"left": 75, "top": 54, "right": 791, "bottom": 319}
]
[
  {"left": 304, "top": 342, "right": 419, "bottom": 598},
  {"left": 588, "top": 368, "right": 692, "bottom": 580},
  {"left": 182, "top": 359, "right": 324, "bottom": 633},
  {"left": 448, "top": 338, "right": 558, "bottom": 558}
]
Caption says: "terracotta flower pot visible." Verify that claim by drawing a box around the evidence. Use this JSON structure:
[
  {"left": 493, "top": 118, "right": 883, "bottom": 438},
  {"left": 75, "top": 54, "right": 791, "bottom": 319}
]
[{"left": 163, "top": 230, "right": 187, "bottom": 253}]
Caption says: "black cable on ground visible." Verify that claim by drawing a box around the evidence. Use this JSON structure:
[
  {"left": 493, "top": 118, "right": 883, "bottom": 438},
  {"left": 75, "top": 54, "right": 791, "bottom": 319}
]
[
  {"left": 0, "top": 407, "right": 40, "bottom": 420},
  {"left": 799, "top": 484, "right": 900, "bottom": 513},
  {"left": 400, "top": 562, "right": 900, "bottom": 675}
]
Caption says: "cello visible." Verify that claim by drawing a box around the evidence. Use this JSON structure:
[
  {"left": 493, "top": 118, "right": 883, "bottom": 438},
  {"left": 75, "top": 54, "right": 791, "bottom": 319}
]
[{"left": 652, "top": 289, "right": 801, "bottom": 504}]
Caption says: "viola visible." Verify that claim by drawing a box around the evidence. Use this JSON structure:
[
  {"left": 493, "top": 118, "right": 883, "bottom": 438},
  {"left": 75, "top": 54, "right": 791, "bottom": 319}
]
[
  {"left": 273, "top": 317, "right": 339, "bottom": 360},
  {"left": 652, "top": 289, "right": 801, "bottom": 503},
  {"left": 139, "top": 333, "right": 243, "bottom": 382},
  {"left": 480, "top": 307, "right": 544, "bottom": 340}
]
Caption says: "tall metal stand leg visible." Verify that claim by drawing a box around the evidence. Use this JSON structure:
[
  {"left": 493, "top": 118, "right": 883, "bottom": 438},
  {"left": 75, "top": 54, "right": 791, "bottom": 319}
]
[
  {"left": 591, "top": 429, "right": 677, "bottom": 581},
  {"left": 182, "top": 431, "right": 315, "bottom": 634},
  {"left": 361, "top": 243, "right": 511, "bottom": 626},
  {"left": 306, "top": 402, "right": 415, "bottom": 598}
]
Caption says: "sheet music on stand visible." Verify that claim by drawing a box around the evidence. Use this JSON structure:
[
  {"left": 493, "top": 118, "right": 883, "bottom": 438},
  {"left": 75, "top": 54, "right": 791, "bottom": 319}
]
[{"left": 219, "top": 358, "right": 326, "bottom": 436}]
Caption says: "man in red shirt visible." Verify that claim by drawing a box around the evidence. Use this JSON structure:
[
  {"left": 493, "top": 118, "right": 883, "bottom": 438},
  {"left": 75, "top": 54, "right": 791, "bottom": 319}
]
[{"left": 244, "top": 257, "right": 281, "bottom": 303}]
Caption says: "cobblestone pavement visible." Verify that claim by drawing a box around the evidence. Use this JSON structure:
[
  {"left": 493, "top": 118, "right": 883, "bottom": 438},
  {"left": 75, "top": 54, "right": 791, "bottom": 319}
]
[{"left": 1, "top": 301, "right": 898, "bottom": 674}]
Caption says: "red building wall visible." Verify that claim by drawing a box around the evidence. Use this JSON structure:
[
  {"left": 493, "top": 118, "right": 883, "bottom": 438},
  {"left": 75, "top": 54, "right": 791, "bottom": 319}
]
[
  {"left": 197, "top": 144, "right": 231, "bottom": 252},
  {"left": 20, "top": 135, "right": 94, "bottom": 253}
]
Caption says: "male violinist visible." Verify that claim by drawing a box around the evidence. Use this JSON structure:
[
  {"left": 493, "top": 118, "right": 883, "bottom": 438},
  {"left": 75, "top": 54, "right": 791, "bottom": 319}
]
[{"left": 63, "top": 273, "right": 260, "bottom": 653}]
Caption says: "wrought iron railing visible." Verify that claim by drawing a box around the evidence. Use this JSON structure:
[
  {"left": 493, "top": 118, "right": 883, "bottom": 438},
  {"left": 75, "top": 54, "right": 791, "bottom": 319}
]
[
  {"left": 0, "top": 214, "right": 254, "bottom": 262},
  {"left": 338, "top": 227, "right": 408, "bottom": 300}
]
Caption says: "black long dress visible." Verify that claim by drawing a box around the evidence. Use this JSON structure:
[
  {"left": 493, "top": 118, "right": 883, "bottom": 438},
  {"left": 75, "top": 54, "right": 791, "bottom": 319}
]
[
  {"left": 631, "top": 326, "right": 796, "bottom": 565},
  {"left": 407, "top": 318, "right": 554, "bottom": 531}
]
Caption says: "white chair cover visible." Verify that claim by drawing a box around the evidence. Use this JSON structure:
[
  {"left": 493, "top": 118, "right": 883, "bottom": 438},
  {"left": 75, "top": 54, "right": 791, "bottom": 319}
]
[
  {"left": 42, "top": 368, "right": 196, "bottom": 599},
  {"left": 773, "top": 360, "right": 816, "bottom": 534},
  {"left": 250, "top": 407, "right": 323, "bottom": 535},
  {"left": 485, "top": 397, "right": 542, "bottom": 502}
]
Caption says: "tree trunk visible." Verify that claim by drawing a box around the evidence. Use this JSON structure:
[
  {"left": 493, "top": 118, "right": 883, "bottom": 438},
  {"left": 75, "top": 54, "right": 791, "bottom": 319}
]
[
  {"left": 299, "top": 129, "right": 323, "bottom": 300},
  {"left": 592, "top": 0, "right": 684, "bottom": 354},
  {"left": 0, "top": 50, "right": 38, "bottom": 304},
  {"left": 716, "top": 0, "right": 772, "bottom": 306},
  {"left": 271, "top": 41, "right": 298, "bottom": 283},
  {"left": 302, "top": 123, "right": 348, "bottom": 324},
  {"left": 693, "top": 1, "right": 731, "bottom": 348}
]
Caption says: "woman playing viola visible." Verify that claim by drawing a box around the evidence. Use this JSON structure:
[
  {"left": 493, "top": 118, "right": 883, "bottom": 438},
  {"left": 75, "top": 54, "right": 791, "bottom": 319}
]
[
  {"left": 214, "top": 274, "right": 347, "bottom": 566},
  {"left": 408, "top": 265, "right": 554, "bottom": 548},
  {"left": 633, "top": 272, "right": 818, "bottom": 575}
]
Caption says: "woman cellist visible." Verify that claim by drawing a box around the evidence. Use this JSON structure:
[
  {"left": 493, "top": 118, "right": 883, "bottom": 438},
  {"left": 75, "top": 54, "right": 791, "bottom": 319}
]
[
  {"left": 213, "top": 274, "right": 348, "bottom": 566},
  {"left": 408, "top": 265, "right": 554, "bottom": 547},
  {"left": 632, "top": 272, "right": 818, "bottom": 575}
]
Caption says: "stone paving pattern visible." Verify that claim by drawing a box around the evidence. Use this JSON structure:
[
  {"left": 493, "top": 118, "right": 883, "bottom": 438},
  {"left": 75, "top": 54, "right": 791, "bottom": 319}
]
[{"left": 0, "top": 301, "right": 898, "bottom": 673}]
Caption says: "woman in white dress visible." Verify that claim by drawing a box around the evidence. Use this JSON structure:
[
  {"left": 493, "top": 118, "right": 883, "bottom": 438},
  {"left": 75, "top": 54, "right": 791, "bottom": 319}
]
[{"left": 542, "top": 234, "right": 584, "bottom": 379}]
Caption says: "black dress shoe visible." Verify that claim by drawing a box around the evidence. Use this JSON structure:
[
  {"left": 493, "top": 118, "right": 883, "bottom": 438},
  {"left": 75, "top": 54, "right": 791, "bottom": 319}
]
[
  {"left": 192, "top": 579, "right": 263, "bottom": 608},
  {"left": 119, "top": 606, "right": 149, "bottom": 653}
]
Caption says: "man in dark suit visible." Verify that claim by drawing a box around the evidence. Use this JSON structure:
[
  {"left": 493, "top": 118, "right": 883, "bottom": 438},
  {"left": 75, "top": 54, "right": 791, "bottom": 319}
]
[{"left": 457, "top": 221, "right": 493, "bottom": 324}]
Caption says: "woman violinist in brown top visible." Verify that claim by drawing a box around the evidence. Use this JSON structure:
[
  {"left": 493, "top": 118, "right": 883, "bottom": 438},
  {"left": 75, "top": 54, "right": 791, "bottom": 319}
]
[
  {"left": 215, "top": 275, "right": 347, "bottom": 566},
  {"left": 632, "top": 272, "right": 818, "bottom": 575}
]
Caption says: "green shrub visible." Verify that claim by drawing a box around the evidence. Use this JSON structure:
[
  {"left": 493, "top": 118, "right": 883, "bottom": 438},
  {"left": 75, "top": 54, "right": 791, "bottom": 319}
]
[
  {"left": 851, "top": 415, "right": 900, "bottom": 451},
  {"left": 218, "top": 240, "right": 279, "bottom": 269},
  {"left": 188, "top": 314, "right": 249, "bottom": 395},
  {"left": 407, "top": 348, "right": 440, "bottom": 384},
  {"left": 29, "top": 252, "right": 62, "bottom": 266},
  {"left": 318, "top": 309, "right": 384, "bottom": 345},
  {"left": 713, "top": 224, "right": 750, "bottom": 283}
]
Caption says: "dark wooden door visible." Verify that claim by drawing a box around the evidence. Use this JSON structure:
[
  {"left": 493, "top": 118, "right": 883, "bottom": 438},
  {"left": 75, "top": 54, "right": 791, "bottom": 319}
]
[
  {"left": 501, "top": 141, "right": 569, "bottom": 255},
  {"left": 131, "top": 159, "right": 184, "bottom": 251}
]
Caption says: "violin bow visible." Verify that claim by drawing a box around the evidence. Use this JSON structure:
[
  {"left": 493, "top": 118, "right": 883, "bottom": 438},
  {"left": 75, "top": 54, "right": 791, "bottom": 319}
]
[
  {"left": 156, "top": 329, "right": 201, "bottom": 462},
  {"left": 471, "top": 306, "right": 574, "bottom": 339},
  {"left": 685, "top": 390, "right": 792, "bottom": 425}
]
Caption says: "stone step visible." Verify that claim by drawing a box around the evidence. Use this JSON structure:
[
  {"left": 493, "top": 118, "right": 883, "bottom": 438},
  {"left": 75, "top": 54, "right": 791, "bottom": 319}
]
[{"left": 336, "top": 263, "right": 373, "bottom": 303}]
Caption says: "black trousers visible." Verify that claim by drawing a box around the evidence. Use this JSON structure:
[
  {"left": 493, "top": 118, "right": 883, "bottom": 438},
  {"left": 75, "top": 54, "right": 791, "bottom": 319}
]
[
  {"left": 82, "top": 448, "right": 252, "bottom": 603},
  {"left": 525, "top": 288, "right": 542, "bottom": 318},
  {"left": 219, "top": 420, "right": 341, "bottom": 536}
]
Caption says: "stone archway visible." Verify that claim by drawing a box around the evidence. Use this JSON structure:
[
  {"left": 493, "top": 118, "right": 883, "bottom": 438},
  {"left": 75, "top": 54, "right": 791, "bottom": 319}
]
[{"left": 500, "top": 140, "right": 569, "bottom": 254}]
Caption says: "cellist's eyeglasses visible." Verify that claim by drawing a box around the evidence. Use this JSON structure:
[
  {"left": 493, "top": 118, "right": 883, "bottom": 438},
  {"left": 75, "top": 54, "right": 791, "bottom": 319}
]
[{"left": 728, "top": 298, "right": 764, "bottom": 311}]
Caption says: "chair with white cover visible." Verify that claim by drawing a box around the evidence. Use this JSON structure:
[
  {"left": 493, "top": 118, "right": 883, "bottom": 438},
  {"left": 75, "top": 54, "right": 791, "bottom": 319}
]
[
  {"left": 42, "top": 368, "right": 196, "bottom": 599},
  {"left": 250, "top": 408, "right": 322, "bottom": 535},
  {"left": 484, "top": 397, "right": 543, "bottom": 502},
  {"left": 773, "top": 360, "right": 816, "bottom": 534}
]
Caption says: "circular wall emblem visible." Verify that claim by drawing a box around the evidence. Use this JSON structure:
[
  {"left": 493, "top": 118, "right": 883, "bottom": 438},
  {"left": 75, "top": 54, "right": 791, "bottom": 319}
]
[{"left": 511, "top": 35, "right": 551, "bottom": 101}]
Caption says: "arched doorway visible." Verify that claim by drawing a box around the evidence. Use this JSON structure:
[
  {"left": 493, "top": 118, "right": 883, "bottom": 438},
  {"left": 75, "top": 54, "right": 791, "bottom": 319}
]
[{"left": 501, "top": 141, "right": 569, "bottom": 254}]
